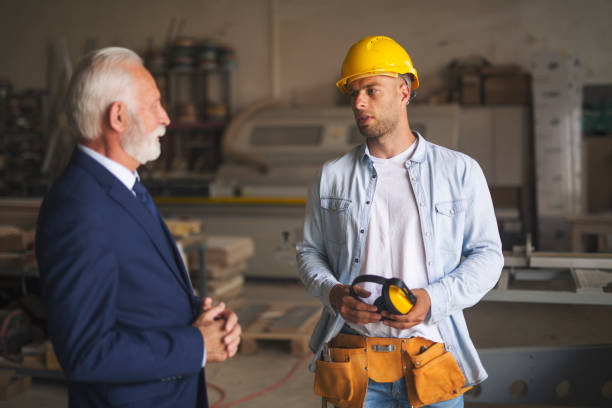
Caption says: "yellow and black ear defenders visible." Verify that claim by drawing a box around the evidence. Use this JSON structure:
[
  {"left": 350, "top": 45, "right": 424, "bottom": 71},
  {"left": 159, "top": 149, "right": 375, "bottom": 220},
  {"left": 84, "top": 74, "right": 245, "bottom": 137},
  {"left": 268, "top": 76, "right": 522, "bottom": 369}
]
[{"left": 350, "top": 275, "right": 417, "bottom": 315}]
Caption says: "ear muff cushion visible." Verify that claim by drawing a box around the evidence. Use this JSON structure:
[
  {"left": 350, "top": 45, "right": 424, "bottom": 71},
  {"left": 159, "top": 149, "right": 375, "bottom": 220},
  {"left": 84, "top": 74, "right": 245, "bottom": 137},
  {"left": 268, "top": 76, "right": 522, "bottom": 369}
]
[{"left": 383, "top": 278, "right": 415, "bottom": 314}]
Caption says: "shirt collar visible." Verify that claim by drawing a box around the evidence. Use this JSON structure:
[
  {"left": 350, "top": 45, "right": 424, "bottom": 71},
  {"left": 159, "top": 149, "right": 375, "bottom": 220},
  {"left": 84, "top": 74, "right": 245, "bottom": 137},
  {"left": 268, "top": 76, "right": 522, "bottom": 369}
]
[
  {"left": 78, "top": 144, "right": 139, "bottom": 191},
  {"left": 359, "top": 130, "right": 427, "bottom": 163},
  {"left": 410, "top": 131, "right": 427, "bottom": 163}
]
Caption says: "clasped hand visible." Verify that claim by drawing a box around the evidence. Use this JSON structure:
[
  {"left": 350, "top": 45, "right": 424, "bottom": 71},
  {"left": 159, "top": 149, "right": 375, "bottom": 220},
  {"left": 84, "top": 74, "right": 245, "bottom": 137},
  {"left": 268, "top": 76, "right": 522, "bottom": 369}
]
[
  {"left": 192, "top": 297, "right": 242, "bottom": 363},
  {"left": 329, "top": 284, "right": 431, "bottom": 329}
]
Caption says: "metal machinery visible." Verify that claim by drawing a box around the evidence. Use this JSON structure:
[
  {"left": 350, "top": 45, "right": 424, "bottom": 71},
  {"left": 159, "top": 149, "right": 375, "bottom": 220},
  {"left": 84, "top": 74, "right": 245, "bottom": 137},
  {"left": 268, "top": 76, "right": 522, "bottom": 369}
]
[
  {"left": 158, "top": 103, "right": 460, "bottom": 279},
  {"left": 468, "top": 237, "right": 612, "bottom": 406},
  {"left": 158, "top": 103, "right": 612, "bottom": 406}
]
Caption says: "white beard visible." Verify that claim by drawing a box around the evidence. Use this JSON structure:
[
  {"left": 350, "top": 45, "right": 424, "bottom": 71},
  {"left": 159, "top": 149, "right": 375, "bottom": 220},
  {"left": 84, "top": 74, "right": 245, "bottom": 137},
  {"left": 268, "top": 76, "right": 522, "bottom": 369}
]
[{"left": 121, "top": 114, "right": 166, "bottom": 165}]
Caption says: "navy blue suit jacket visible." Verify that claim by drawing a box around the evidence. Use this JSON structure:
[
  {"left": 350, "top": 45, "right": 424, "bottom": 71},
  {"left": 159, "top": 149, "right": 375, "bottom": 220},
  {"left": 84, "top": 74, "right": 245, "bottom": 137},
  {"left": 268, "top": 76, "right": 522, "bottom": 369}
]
[{"left": 35, "top": 148, "right": 209, "bottom": 407}]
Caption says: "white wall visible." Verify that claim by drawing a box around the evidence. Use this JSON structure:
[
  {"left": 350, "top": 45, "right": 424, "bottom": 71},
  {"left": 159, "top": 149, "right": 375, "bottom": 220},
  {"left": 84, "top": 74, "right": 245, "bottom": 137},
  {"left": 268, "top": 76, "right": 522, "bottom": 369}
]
[{"left": 1, "top": 0, "right": 611, "bottom": 110}]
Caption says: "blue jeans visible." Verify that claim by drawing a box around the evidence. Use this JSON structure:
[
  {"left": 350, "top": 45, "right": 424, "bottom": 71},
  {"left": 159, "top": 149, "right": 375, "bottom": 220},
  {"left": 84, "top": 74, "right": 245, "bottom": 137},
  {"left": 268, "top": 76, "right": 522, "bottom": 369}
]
[{"left": 363, "top": 377, "right": 463, "bottom": 408}]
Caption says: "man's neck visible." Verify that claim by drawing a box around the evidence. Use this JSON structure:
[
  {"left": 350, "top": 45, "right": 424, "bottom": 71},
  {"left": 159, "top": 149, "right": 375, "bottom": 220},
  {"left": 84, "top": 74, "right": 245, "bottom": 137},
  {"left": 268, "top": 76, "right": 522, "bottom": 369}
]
[{"left": 366, "top": 120, "right": 415, "bottom": 159}]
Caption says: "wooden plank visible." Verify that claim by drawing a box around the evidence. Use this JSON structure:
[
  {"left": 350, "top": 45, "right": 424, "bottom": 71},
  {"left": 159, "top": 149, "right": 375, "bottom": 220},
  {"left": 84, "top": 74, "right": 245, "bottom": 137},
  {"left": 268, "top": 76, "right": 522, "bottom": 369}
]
[
  {"left": 235, "top": 304, "right": 269, "bottom": 329},
  {"left": 571, "top": 269, "right": 612, "bottom": 293},
  {"left": 206, "top": 236, "right": 255, "bottom": 267},
  {"left": 164, "top": 218, "right": 203, "bottom": 238},
  {"left": 207, "top": 275, "right": 244, "bottom": 298},
  {"left": 206, "top": 262, "right": 247, "bottom": 279},
  {"left": 267, "top": 305, "right": 320, "bottom": 333},
  {"left": 238, "top": 301, "right": 321, "bottom": 355}
]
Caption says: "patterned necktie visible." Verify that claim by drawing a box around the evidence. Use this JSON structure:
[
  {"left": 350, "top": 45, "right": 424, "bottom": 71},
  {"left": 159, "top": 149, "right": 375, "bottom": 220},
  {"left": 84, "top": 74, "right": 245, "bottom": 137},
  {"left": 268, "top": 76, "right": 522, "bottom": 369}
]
[{"left": 133, "top": 179, "right": 159, "bottom": 219}]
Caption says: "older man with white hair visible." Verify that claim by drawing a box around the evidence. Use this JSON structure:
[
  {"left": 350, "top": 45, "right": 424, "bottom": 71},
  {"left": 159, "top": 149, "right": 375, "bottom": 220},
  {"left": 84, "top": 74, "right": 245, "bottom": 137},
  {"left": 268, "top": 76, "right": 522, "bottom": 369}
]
[{"left": 35, "top": 47, "right": 241, "bottom": 408}]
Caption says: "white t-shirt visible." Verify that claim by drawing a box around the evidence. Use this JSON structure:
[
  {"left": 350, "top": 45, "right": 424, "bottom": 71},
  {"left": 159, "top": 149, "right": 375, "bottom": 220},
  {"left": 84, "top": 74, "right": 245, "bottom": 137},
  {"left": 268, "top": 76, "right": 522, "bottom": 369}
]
[{"left": 347, "top": 140, "right": 443, "bottom": 342}]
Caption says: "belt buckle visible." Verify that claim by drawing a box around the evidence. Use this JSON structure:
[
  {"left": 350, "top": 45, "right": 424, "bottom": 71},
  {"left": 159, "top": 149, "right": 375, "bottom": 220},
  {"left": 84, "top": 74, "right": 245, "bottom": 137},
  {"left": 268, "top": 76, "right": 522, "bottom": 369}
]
[{"left": 371, "top": 344, "right": 396, "bottom": 352}]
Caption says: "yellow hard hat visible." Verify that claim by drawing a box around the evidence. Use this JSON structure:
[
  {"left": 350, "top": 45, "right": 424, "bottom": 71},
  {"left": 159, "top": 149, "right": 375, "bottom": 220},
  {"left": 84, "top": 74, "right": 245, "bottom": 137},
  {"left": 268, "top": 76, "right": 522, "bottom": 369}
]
[{"left": 336, "top": 35, "right": 419, "bottom": 93}]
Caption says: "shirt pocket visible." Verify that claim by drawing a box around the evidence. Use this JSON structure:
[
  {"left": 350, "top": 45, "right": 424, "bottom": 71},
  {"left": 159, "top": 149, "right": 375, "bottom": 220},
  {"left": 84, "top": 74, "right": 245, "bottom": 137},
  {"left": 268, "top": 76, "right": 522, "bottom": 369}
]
[
  {"left": 320, "top": 197, "right": 351, "bottom": 245},
  {"left": 434, "top": 199, "right": 468, "bottom": 252}
]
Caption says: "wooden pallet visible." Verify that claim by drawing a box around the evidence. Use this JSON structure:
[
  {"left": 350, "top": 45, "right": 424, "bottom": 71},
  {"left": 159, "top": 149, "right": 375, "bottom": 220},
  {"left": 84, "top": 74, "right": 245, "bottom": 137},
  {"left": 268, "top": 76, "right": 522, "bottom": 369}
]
[{"left": 235, "top": 301, "right": 321, "bottom": 355}]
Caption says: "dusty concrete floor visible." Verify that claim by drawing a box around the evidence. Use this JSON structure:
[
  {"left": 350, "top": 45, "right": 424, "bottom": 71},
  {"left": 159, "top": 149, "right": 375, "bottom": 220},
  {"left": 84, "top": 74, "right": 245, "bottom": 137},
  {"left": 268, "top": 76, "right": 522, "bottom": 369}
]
[{"left": 1, "top": 280, "right": 611, "bottom": 407}]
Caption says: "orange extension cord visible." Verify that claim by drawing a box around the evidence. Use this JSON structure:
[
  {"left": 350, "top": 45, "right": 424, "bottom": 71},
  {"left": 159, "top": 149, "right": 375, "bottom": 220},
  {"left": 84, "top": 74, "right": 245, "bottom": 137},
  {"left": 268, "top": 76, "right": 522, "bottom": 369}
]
[{"left": 207, "top": 353, "right": 310, "bottom": 408}]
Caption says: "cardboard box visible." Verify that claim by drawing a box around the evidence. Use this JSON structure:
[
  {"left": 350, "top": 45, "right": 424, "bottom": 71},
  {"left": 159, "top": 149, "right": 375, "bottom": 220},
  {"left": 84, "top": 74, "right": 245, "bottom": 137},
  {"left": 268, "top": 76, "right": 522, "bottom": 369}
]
[
  {"left": 459, "top": 73, "right": 482, "bottom": 105},
  {"left": 484, "top": 74, "right": 531, "bottom": 105}
]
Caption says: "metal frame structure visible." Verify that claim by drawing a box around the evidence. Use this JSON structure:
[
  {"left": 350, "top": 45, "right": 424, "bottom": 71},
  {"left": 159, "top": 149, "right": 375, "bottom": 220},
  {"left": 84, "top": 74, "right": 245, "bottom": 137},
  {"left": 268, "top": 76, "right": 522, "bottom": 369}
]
[{"left": 465, "top": 345, "right": 612, "bottom": 406}]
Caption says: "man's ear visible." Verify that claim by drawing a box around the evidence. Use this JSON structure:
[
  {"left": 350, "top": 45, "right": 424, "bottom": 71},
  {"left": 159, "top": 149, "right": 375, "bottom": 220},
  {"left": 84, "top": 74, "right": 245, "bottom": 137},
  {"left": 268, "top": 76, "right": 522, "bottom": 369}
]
[
  {"left": 108, "top": 101, "right": 128, "bottom": 133},
  {"left": 399, "top": 81, "right": 411, "bottom": 105}
]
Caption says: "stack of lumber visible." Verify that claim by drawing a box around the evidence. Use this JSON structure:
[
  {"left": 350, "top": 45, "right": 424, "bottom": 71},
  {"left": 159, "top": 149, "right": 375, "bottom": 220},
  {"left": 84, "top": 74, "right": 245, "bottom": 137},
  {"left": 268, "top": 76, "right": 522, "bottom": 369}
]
[
  {"left": 205, "top": 236, "right": 254, "bottom": 299},
  {"left": 0, "top": 226, "right": 36, "bottom": 271},
  {"left": 163, "top": 218, "right": 254, "bottom": 299},
  {"left": 164, "top": 218, "right": 203, "bottom": 239}
]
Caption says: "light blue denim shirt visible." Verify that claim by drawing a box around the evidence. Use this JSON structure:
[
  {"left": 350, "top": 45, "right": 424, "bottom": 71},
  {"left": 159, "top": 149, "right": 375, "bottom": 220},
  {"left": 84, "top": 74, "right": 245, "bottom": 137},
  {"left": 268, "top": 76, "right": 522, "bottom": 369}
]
[{"left": 296, "top": 133, "right": 503, "bottom": 386}]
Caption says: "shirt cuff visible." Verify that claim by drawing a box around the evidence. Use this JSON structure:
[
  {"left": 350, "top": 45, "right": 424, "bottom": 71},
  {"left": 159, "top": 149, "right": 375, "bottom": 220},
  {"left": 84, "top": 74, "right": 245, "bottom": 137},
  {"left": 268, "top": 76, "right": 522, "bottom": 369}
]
[
  {"left": 201, "top": 341, "right": 207, "bottom": 367},
  {"left": 424, "top": 283, "right": 447, "bottom": 324},
  {"left": 321, "top": 279, "right": 341, "bottom": 317}
]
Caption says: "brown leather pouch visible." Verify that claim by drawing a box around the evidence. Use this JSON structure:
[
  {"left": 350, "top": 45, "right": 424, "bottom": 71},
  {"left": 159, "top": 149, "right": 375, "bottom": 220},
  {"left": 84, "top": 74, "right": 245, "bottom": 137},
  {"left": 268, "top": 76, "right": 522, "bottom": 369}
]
[
  {"left": 408, "top": 342, "right": 468, "bottom": 406},
  {"left": 314, "top": 346, "right": 368, "bottom": 408}
]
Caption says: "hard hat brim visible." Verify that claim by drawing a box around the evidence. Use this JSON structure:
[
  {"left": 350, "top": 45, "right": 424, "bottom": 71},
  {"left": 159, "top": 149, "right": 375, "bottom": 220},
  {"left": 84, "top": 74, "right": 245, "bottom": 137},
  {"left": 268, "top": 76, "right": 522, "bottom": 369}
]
[{"left": 336, "top": 71, "right": 420, "bottom": 93}]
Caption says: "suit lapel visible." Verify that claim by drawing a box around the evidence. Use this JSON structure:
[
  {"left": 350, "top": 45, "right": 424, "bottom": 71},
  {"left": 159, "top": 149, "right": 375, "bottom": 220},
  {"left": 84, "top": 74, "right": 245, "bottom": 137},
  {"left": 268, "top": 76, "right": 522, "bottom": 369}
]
[
  {"left": 71, "top": 148, "right": 191, "bottom": 294},
  {"left": 159, "top": 218, "right": 194, "bottom": 291},
  {"left": 107, "top": 184, "right": 191, "bottom": 294}
]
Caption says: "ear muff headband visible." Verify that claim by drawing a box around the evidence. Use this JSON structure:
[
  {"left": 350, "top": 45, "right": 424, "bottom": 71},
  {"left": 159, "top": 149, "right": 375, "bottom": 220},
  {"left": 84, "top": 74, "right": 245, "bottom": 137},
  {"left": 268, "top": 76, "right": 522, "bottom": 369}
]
[{"left": 350, "top": 274, "right": 387, "bottom": 301}]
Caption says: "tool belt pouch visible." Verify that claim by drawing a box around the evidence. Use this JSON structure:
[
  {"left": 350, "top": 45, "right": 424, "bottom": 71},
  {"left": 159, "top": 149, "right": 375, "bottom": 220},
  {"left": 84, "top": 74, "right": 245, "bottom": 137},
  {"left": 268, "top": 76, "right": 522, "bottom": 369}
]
[
  {"left": 314, "top": 347, "right": 368, "bottom": 408},
  {"left": 407, "top": 342, "right": 468, "bottom": 406}
]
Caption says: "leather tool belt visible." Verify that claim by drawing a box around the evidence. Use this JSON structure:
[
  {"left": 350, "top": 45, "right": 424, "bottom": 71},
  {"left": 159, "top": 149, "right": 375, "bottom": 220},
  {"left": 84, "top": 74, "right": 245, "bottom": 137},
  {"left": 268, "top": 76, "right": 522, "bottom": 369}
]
[{"left": 314, "top": 333, "right": 470, "bottom": 408}]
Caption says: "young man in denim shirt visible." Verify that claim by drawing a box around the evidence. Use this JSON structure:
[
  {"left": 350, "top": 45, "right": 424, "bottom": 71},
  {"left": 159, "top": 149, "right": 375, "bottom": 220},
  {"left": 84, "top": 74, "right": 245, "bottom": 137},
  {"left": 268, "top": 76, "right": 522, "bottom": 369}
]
[{"left": 296, "top": 36, "right": 503, "bottom": 408}]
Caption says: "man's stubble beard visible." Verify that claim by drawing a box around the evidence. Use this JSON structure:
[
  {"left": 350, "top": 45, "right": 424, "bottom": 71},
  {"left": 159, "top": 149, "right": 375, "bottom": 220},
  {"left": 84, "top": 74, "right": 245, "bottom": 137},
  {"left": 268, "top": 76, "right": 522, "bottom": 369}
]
[{"left": 357, "top": 112, "right": 398, "bottom": 140}]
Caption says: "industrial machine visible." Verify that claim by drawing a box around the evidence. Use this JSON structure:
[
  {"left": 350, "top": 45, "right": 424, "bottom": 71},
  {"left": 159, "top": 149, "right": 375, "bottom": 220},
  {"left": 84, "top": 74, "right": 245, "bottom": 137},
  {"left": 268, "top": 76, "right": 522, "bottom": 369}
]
[{"left": 159, "top": 102, "right": 460, "bottom": 279}]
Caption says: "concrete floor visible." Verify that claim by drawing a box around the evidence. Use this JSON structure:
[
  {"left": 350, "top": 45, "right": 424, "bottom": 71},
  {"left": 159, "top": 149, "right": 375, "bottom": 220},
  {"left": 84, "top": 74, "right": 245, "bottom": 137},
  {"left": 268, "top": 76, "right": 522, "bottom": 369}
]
[{"left": 1, "top": 280, "right": 611, "bottom": 407}]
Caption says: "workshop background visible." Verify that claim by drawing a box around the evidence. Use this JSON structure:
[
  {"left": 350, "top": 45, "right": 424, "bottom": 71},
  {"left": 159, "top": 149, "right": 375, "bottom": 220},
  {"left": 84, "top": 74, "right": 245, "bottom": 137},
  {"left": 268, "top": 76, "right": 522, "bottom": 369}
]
[{"left": 0, "top": 0, "right": 611, "bottom": 407}]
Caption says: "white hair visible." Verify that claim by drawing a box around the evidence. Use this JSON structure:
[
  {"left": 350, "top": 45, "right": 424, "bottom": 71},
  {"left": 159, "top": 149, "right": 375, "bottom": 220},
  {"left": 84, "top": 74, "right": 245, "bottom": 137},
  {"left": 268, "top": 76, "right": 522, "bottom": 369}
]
[{"left": 65, "top": 47, "right": 143, "bottom": 141}]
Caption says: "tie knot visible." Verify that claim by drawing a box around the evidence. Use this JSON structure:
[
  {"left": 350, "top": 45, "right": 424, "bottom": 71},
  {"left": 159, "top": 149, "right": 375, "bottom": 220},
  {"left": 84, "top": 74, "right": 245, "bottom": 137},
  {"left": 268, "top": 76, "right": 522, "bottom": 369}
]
[
  {"left": 133, "top": 180, "right": 148, "bottom": 197},
  {"left": 133, "top": 180, "right": 158, "bottom": 218}
]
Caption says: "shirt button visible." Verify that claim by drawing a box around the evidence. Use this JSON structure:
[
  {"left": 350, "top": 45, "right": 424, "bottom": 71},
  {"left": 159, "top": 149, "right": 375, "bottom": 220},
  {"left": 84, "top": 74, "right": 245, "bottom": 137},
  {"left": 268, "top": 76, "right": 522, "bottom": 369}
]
[
  {"left": 354, "top": 258, "right": 359, "bottom": 263},
  {"left": 411, "top": 177, "right": 416, "bottom": 181},
  {"left": 360, "top": 229, "right": 365, "bottom": 233},
  {"left": 425, "top": 232, "right": 430, "bottom": 237},
  {"left": 450, "top": 209, "right": 455, "bottom": 214},
  {"left": 427, "top": 261, "right": 432, "bottom": 266},
  {"left": 366, "top": 201, "right": 371, "bottom": 205},
  {"left": 372, "top": 174, "right": 377, "bottom": 179},
  {"left": 419, "top": 202, "right": 424, "bottom": 207}
]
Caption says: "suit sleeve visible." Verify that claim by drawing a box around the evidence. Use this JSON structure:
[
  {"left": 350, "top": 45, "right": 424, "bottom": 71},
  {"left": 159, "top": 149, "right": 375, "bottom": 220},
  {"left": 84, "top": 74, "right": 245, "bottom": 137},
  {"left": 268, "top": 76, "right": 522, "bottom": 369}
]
[{"left": 36, "top": 198, "right": 203, "bottom": 383}]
